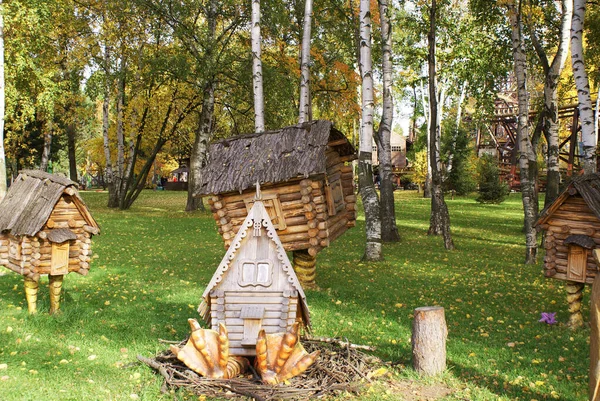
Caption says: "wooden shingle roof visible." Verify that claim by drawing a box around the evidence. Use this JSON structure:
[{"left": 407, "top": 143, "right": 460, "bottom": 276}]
[
  {"left": 197, "top": 120, "right": 355, "bottom": 196},
  {"left": 537, "top": 173, "right": 600, "bottom": 225},
  {"left": 0, "top": 170, "right": 99, "bottom": 236}
]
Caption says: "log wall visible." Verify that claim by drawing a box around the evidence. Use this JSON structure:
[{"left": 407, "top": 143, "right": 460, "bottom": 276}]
[
  {"left": 208, "top": 151, "right": 356, "bottom": 257},
  {"left": 540, "top": 195, "right": 600, "bottom": 284},
  {"left": 0, "top": 235, "right": 8, "bottom": 267}
]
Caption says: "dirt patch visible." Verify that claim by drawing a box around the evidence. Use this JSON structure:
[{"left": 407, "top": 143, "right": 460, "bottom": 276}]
[{"left": 384, "top": 379, "right": 455, "bottom": 400}]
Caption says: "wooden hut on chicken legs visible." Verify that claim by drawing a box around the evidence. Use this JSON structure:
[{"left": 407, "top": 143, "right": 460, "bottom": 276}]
[
  {"left": 197, "top": 120, "right": 357, "bottom": 288},
  {"left": 0, "top": 170, "right": 100, "bottom": 313}
]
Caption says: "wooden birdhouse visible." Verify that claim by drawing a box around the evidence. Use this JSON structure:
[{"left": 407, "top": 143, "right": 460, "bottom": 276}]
[
  {"left": 536, "top": 173, "right": 600, "bottom": 327},
  {"left": 198, "top": 120, "right": 357, "bottom": 287},
  {"left": 199, "top": 190, "right": 310, "bottom": 357},
  {"left": 0, "top": 170, "right": 100, "bottom": 313}
]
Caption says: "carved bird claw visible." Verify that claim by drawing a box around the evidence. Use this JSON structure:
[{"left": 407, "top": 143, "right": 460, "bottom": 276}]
[
  {"left": 254, "top": 322, "right": 320, "bottom": 385},
  {"left": 170, "top": 319, "right": 249, "bottom": 379}
]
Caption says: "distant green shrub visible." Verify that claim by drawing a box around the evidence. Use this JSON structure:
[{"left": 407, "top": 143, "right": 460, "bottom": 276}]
[{"left": 476, "top": 154, "right": 509, "bottom": 204}]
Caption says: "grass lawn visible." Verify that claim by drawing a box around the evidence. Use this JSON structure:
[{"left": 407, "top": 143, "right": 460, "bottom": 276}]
[{"left": 0, "top": 190, "right": 590, "bottom": 400}]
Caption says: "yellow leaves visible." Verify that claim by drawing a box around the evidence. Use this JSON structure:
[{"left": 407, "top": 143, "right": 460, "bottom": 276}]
[
  {"left": 59, "top": 359, "right": 69, "bottom": 365},
  {"left": 367, "top": 367, "right": 389, "bottom": 379},
  {"left": 6, "top": 327, "right": 13, "bottom": 333},
  {"left": 0, "top": 364, "right": 7, "bottom": 370},
  {"left": 87, "top": 355, "right": 97, "bottom": 361}
]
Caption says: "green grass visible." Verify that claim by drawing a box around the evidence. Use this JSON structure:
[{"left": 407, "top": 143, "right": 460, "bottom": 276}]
[{"left": 0, "top": 190, "right": 590, "bottom": 400}]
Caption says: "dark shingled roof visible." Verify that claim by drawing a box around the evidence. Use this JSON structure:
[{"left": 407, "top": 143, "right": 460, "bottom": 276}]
[
  {"left": 537, "top": 173, "right": 600, "bottom": 225},
  {"left": 564, "top": 234, "right": 596, "bottom": 249},
  {"left": 0, "top": 170, "right": 98, "bottom": 236},
  {"left": 197, "top": 120, "right": 356, "bottom": 195},
  {"left": 47, "top": 228, "right": 78, "bottom": 243}
]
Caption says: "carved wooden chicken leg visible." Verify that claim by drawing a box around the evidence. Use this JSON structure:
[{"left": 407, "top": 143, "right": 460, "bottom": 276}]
[
  {"left": 171, "top": 319, "right": 248, "bottom": 379},
  {"left": 255, "top": 322, "right": 320, "bottom": 384}
]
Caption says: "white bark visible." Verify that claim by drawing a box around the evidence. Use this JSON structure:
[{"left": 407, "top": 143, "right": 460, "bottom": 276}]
[
  {"left": 595, "top": 86, "right": 600, "bottom": 141},
  {"left": 421, "top": 79, "right": 432, "bottom": 198},
  {"left": 0, "top": 2, "right": 5, "bottom": 201},
  {"left": 455, "top": 81, "right": 467, "bottom": 129},
  {"left": 508, "top": 1, "right": 537, "bottom": 263},
  {"left": 358, "top": 0, "right": 382, "bottom": 261},
  {"left": 571, "top": 0, "right": 596, "bottom": 173},
  {"left": 298, "top": 0, "right": 313, "bottom": 123},
  {"left": 251, "top": 0, "right": 265, "bottom": 132},
  {"left": 102, "top": 42, "right": 114, "bottom": 192}
]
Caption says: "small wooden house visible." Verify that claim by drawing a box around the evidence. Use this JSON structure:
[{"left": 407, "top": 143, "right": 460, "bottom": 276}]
[
  {"left": 0, "top": 170, "right": 100, "bottom": 313},
  {"left": 199, "top": 196, "right": 310, "bottom": 357},
  {"left": 198, "top": 120, "right": 357, "bottom": 286},
  {"left": 536, "top": 174, "right": 600, "bottom": 284}
]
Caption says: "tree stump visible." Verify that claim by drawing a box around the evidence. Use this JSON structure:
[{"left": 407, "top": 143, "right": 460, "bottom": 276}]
[
  {"left": 412, "top": 306, "right": 447, "bottom": 376},
  {"left": 292, "top": 250, "right": 316, "bottom": 289},
  {"left": 567, "top": 281, "right": 585, "bottom": 329}
]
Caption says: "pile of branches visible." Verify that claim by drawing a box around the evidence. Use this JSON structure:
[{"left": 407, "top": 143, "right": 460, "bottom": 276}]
[{"left": 138, "top": 337, "right": 382, "bottom": 401}]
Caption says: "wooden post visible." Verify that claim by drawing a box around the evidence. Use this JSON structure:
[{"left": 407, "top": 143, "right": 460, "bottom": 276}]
[
  {"left": 49, "top": 275, "right": 64, "bottom": 314},
  {"left": 24, "top": 276, "right": 38, "bottom": 314},
  {"left": 292, "top": 249, "right": 316, "bottom": 289},
  {"left": 567, "top": 281, "right": 585, "bottom": 329},
  {"left": 412, "top": 306, "right": 447, "bottom": 376},
  {"left": 590, "top": 249, "right": 600, "bottom": 399}
]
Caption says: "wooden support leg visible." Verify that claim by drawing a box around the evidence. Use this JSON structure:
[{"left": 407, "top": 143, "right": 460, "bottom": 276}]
[
  {"left": 49, "top": 275, "right": 64, "bottom": 314},
  {"left": 293, "top": 250, "right": 316, "bottom": 289},
  {"left": 24, "top": 277, "right": 39, "bottom": 314},
  {"left": 567, "top": 281, "right": 585, "bottom": 329},
  {"left": 589, "top": 274, "right": 600, "bottom": 400}
]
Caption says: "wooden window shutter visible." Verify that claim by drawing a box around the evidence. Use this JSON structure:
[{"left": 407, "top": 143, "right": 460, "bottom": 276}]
[
  {"left": 51, "top": 242, "right": 70, "bottom": 275},
  {"left": 244, "top": 194, "right": 286, "bottom": 230},
  {"left": 567, "top": 245, "right": 587, "bottom": 283}
]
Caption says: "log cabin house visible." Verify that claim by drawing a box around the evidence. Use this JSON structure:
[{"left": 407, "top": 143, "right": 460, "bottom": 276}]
[
  {"left": 536, "top": 174, "right": 600, "bottom": 284},
  {"left": 199, "top": 197, "right": 310, "bottom": 357},
  {"left": 536, "top": 173, "right": 600, "bottom": 327},
  {"left": 0, "top": 170, "right": 100, "bottom": 313},
  {"left": 198, "top": 120, "right": 357, "bottom": 287}
]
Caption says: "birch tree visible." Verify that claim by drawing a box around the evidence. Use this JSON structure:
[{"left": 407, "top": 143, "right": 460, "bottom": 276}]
[
  {"left": 529, "top": 0, "right": 572, "bottom": 205},
  {"left": 358, "top": 0, "right": 382, "bottom": 261},
  {"left": 298, "top": 0, "right": 313, "bottom": 123},
  {"left": 427, "top": 0, "right": 454, "bottom": 250},
  {"left": 571, "top": 0, "right": 596, "bottom": 173},
  {"left": 508, "top": 0, "right": 538, "bottom": 264},
  {"left": 0, "top": 0, "right": 5, "bottom": 201},
  {"left": 252, "top": 0, "right": 265, "bottom": 132},
  {"left": 375, "top": 0, "right": 400, "bottom": 242}
]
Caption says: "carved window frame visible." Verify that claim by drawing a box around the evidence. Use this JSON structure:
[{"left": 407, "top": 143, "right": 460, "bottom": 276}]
[{"left": 238, "top": 259, "right": 273, "bottom": 287}]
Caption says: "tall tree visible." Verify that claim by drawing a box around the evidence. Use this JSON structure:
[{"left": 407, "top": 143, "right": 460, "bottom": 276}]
[
  {"left": 298, "top": 0, "right": 313, "bottom": 123},
  {"left": 252, "top": 0, "right": 265, "bottom": 132},
  {"left": 427, "top": 0, "right": 454, "bottom": 250},
  {"left": 528, "top": 0, "right": 572, "bottom": 205},
  {"left": 358, "top": 0, "right": 382, "bottom": 261},
  {"left": 571, "top": 0, "right": 596, "bottom": 173},
  {"left": 0, "top": 0, "right": 5, "bottom": 201},
  {"left": 508, "top": 0, "right": 538, "bottom": 264},
  {"left": 375, "top": 0, "right": 400, "bottom": 242}
]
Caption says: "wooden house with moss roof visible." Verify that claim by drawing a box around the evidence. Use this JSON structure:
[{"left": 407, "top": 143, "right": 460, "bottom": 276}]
[
  {"left": 197, "top": 120, "right": 357, "bottom": 287},
  {"left": 0, "top": 170, "right": 99, "bottom": 313}
]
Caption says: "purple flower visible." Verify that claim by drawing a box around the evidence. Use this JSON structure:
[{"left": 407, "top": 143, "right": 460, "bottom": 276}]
[{"left": 539, "top": 312, "right": 557, "bottom": 325}]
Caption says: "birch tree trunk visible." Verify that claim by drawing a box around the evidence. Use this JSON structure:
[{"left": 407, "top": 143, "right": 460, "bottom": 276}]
[
  {"left": 508, "top": 1, "right": 537, "bottom": 264},
  {"left": 109, "top": 69, "right": 125, "bottom": 208},
  {"left": 298, "top": 0, "right": 313, "bottom": 123},
  {"left": 421, "top": 79, "right": 432, "bottom": 198},
  {"left": 376, "top": 0, "right": 399, "bottom": 243},
  {"left": 571, "top": 0, "right": 596, "bottom": 173},
  {"left": 358, "top": 0, "right": 382, "bottom": 261},
  {"left": 186, "top": 0, "right": 217, "bottom": 212},
  {"left": 67, "top": 121, "right": 78, "bottom": 181},
  {"left": 0, "top": 2, "right": 6, "bottom": 201},
  {"left": 102, "top": 43, "right": 115, "bottom": 207},
  {"left": 427, "top": 0, "right": 454, "bottom": 250},
  {"left": 186, "top": 82, "right": 214, "bottom": 212},
  {"left": 530, "top": 0, "right": 572, "bottom": 206},
  {"left": 251, "top": 0, "right": 265, "bottom": 132}
]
